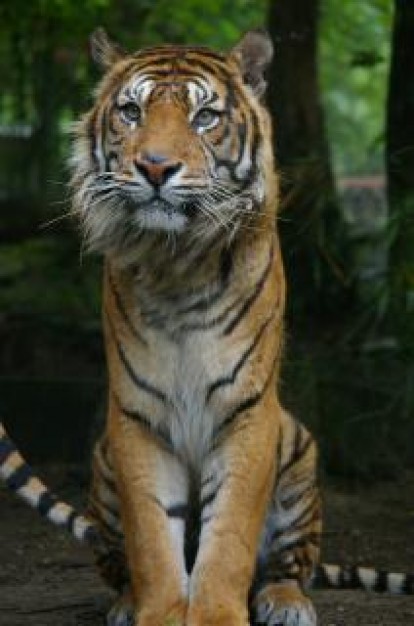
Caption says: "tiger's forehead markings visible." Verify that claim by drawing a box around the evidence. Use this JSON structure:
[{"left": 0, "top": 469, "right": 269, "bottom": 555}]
[
  {"left": 123, "top": 73, "right": 215, "bottom": 109},
  {"left": 124, "top": 76, "right": 155, "bottom": 105}
]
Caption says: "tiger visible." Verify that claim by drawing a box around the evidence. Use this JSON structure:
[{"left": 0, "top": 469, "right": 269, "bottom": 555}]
[{"left": 1, "top": 27, "right": 413, "bottom": 626}]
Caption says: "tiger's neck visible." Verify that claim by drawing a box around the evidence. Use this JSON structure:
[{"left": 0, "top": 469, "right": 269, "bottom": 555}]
[
  {"left": 102, "top": 200, "right": 280, "bottom": 335},
  {"left": 106, "top": 200, "right": 273, "bottom": 293}
]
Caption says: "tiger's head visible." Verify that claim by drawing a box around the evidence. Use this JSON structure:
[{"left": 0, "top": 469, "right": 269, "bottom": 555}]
[{"left": 71, "top": 28, "right": 276, "bottom": 257}]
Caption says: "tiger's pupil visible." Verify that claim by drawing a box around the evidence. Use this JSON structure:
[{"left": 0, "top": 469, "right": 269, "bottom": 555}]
[{"left": 120, "top": 102, "right": 141, "bottom": 123}]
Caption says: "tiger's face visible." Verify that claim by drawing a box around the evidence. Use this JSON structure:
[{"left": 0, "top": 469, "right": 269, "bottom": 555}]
[{"left": 71, "top": 29, "right": 274, "bottom": 255}]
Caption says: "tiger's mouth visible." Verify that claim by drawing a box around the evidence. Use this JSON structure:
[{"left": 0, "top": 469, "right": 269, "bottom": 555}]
[{"left": 118, "top": 190, "right": 199, "bottom": 232}]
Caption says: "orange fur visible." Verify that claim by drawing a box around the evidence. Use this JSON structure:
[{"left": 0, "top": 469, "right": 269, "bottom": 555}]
[{"left": 73, "top": 29, "right": 321, "bottom": 626}]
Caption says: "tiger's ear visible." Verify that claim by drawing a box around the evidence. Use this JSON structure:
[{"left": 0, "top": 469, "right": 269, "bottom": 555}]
[
  {"left": 90, "top": 27, "right": 125, "bottom": 70},
  {"left": 230, "top": 29, "right": 273, "bottom": 98}
]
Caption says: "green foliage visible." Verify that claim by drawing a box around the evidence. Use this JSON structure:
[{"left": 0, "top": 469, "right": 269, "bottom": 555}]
[
  {"left": 0, "top": 237, "right": 101, "bottom": 329},
  {"left": 319, "top": 0, "right": 393, "bottom": 175},
  {"left": 141, "top": 0, "right": 266, "bottom": 48}
]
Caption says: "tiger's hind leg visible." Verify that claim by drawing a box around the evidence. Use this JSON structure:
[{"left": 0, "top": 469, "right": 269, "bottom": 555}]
[
  {"left": 88, "top": 436, "right": 133, "bottom": 626},
  {"left": 252, "top": 412, "right": 321, "bottom": 626},
  {"left": 106, "top": 590, "right": 134, "bottom": 626}
]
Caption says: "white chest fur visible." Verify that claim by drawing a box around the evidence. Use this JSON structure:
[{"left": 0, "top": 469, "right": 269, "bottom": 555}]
[{"left": 159, "top": 334, "right": 219, "bottom": 469}]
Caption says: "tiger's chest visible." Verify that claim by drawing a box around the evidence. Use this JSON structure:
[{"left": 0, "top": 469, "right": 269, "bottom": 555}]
[{"left": 151, "top": 333, "right": 222, "bottom": 467}]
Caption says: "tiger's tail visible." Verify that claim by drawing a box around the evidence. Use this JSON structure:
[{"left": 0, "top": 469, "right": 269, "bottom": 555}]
[
  {"left": 313, "top": 563, "right": 414, "bottom": 595},
  {"left": 0, "top": 421, "right": 99, "bottom": 546}
]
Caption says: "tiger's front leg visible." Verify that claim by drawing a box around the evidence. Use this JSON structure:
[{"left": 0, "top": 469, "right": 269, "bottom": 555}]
[
  {"left": 108, "top": 400, "right": 189, "bottom": 626},
  {"left": 187, "top": 393, "right": 279, "bottom": 626}
]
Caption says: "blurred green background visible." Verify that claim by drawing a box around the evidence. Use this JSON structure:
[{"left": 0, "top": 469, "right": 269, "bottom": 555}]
[{"left": 0, "top": 0, "right": 413, "bottom": 479}]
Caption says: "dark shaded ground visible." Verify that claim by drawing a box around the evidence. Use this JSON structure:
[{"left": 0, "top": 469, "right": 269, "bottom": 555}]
[{"left": 1, "top": 467, "right": 414, "bottom": 626}]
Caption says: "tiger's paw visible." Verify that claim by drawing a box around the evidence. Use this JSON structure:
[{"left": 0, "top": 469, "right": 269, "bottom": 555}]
[
  {"left": 252, "top": 582, "right": 317, "bottom": 626},
  {"left": 107, "top": 590, "right": 134, "bottom": 626}
]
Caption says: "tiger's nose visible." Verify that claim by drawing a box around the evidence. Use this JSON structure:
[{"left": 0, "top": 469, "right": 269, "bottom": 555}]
[{"left": 134, "top": 153, "right": 182, "bottom": 187}]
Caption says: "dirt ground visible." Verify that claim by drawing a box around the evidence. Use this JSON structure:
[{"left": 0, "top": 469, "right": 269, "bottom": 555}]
[{"left": 1, "top": 467, "right": 414, "bottom": 626}]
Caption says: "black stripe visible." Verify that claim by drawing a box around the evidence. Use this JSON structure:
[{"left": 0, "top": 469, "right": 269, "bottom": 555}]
[
  {"left": 336, "top": 566, "right": 363, "bottom": 590},
  {"left": 278, "top": 429, "right": 313, "bottom": 480},
  {"left": 105, "top": 149, "right": 118, "bottom": 173},
  {"left": 201, "top": 474, "right": 214, "bottom": 488},
  {"left": 0, "top": 434, "right": 15, "bottom": 464},
  {"left": 120, "top": 404, "right": 156, "bottom": 434},
  {"left": 209, "top": 122, "right": 228, "bottom": 147},
  {"left": 280, "top": 479, "right": 317, "bottom": 510},
  {"left": 87, "top": 109, "right": 99, "bottom": 169},
  {"left": 234, "top": 121, "right": 247, "bottom": 171},
  {"left": 133, "top": 54, "right": 231, "bottom": 81},
  {"left": 229, "top": 108, "right": 260, "bottom": 190},
  {"left": 270, "top": 492, "right": 320, "bottom": 544},
  {"left": 187, "top": 230, "right": 226, "bottom": 270},
  {"left": 206, "top": 302, "right": 277, "bottom": 402},
  {"left": 66, "top": 510, "right": 78, "bottom": 533},
  {"left": 248, "top": 109, "right": 261, "bottom": 184},
  {"left": 402, "top": 573, "right": 414, "bottom": 594},
  {"left": 200, "top": 489, "right": 219, "bottom": 512},
  {"left": 171, "top": 184, "right": 210, "bottom": 193},
  {"left": 213, "top": 392, "right": 262, "bottom": 441},
  {"left": 223, "top": 242, "right": 274, "bottom": 336},
  {"left": 312, "top": 564, "right": 333, "bottom": 588},
  {"left": 167, "top": 504, "right": 188, "bottom": 519},
  {"left": 276, "top": 429, "right": 283, "bottom": 471},
  {"left": 201, "top": 514, "right": 215, "bottom": 525},
  {"left": 260, "top": 569, "right": 301, "bottom": 588},
  {"left": 275, "top": 532, "right": 320, "bottom": 557},
  {"left": 101, "top": 108, "right": 109, "bottom": 169},
  {"left": 144, "top": 75, "right": 210, "bottom": 104},
  {"left": 38, "top": 491, "right": 59, "bottom": 516},
  {"left": 108, "top": 270, "right": 147, "bottom": 346},
  {"left": 373, "top": 569, "right": 389, "bottom": 593},
  {"left": 106, "top": 310, "right": 166, "bottom": 403},
  {"left": 262, "top": 555, "right": 302, "bottom": 584},
  {"left": 100, "top": 469, "right": 117, "bottom": 493},
  {"left": 175, "top": 245, "right": 233, "bottom": 315},
  {"left": 96, "top": 458, "right": 117, "bottom": 490},
  {"left": 118, "top": 343, "right": 165, "bottom": 401},
  {"left": 96, "top": 440, "right": 117, "bottom": 489},
  {"left": 90, "top": 493, "right": 119, "bottom": 518},
  {"left": 213, "top": 354, "right": 277, "bottom": 442},
  {"left": 5, "top": 463, "right": 32, "bottom": 491},
  {"left": 178, "top": 297, "right": 242, "bottom": 333},
  {"left": 83, "top": 524, "right": 101, "bottom": 547},
  {"left": 118, "top": 400, "right": 173, "bottom": 450},
  {"left": 98, "top": 514, "right": 124, "bottom": 540},
  {"left": 135, "top": 46, "right": 226, "bottom": 62}
]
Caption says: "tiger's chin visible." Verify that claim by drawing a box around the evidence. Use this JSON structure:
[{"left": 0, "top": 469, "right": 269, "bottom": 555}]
[{"left": 134, "top": 198, "right": 189, "bottom": 233}]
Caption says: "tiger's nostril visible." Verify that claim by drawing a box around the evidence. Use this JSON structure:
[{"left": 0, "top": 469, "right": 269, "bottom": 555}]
[{"left": 134, "top": 155, "right": 182, "bottom": 187}]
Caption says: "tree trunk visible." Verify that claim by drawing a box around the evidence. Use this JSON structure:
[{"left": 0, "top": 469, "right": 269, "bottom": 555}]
[
  {"left": 267, "top": 0, "right": 347, "bottom": 325},
  {"left": 386, "top": 0, "right": 414, "bottom": 351}
]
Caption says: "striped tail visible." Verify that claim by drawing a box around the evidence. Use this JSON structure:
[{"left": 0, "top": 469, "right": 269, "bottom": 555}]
[
  {"left": 0, "top": 421, "right": 100, "bottom": 546},
  {"left": 313, "top": 563, "right": 414, "bottom": 595}
]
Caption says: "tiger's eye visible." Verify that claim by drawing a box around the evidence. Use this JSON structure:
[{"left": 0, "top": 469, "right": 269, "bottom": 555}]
[
  {"left": 192, "top": 108, "right": 220, "bottom": 131},
  {"left": 119, "top": 102, "right": 141, "bottom": 124}
]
